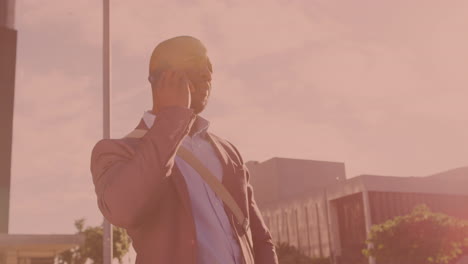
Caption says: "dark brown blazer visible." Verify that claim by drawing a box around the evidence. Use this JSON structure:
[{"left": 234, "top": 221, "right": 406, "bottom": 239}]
[{"left": 90, "top": 106, "right": 278, "bottom": 264}]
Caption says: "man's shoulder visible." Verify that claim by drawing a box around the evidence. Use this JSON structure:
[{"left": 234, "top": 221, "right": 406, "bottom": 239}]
[
  {"left": 91, "top": 135, "right": 139, "bottom": 160},
  {"left": 208, "top": 132, "right": 244, "bottom": 165},
  {"left": 207, "top": 132, "right": 234, "bottom": 150}
]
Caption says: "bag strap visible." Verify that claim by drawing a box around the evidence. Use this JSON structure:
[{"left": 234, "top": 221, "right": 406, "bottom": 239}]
[
  {"left": 176, "top": 146, "right": 250, "bottom": 233},
  {"left": 124, "top": 129, "right": 249, "bottom": 233}
]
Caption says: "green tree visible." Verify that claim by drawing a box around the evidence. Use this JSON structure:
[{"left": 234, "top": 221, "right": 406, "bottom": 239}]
[
  {"left": 57, "top": 218, "right": 131, "bottom": 264},
  {"left": 363, "top": 204, "right": 468, "bottom": 264}
]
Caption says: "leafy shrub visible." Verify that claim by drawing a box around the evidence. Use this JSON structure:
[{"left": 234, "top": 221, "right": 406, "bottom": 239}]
[
  {"left": 363, "top": 204, "right": 468, "bottom": 264},
  {"left": 57, "top": 218, "right": 131, "bottom": 264}
]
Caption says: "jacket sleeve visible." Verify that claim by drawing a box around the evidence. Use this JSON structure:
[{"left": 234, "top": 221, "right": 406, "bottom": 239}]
[
  {"left": 90, "top": 106, "right": 196, "bottom": 229},
  {"left": 245, "top": 168, "right": 279, "bottom": 264},
  {"left": 227, "top": 141, "right": 279, "bottom": 264}
]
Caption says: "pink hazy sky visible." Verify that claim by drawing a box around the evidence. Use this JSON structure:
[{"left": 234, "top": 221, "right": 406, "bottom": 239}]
[{"left": 9, "top": 0, "right": 468, "bottom": 238}]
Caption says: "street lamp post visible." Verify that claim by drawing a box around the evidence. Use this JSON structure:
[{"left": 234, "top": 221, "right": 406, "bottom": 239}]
[
  {"left": 0, "top": 0, "right": 16, "bottom": 236},
  {"left": 102, "top": 1, "right": 112, "bottom": 264}
]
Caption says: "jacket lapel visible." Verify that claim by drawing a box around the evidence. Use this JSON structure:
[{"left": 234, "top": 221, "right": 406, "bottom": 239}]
[
  {"left": 206, "top": 132, "right": 246, "bottom": 222},
  {"left": 206, "top": 133, "right": 233, "bottom": 173},
  {"left": 206, "top": 132, "right": 236, "bottom": 188},
  {"left": 206, "top": 132, "right": 253, "bottom": 263}
]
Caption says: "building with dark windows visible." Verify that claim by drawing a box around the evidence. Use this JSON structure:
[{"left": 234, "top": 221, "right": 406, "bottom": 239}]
[
  {"left": 247, "top": 158, "right": 468, "bottom": 264},
  {"left": 246, "top": 157, "right": 346, "bottom": 260}
]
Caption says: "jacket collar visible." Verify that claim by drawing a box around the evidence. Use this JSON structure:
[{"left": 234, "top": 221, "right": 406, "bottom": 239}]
[
  {"left": 140, "top": 110, "right": 210, "bottom": 138},
  {"left": 134, "top": 118, "right": 148, "bottom": 130},
  {"left": 133, "top": 116, "right": 234, "bottom": 173}
]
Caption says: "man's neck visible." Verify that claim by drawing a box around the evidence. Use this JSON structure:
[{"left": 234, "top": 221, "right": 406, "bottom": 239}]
[
  {"left": 149, "top": 107, "right": 202, "bottom": 137},
  {"left": 151, "top": 106, "right": 192, "bottom": 115}
]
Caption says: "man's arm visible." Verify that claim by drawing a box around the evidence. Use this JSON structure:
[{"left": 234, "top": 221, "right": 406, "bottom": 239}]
[
  {"left": 227, "top": 141, "right": 279, "bottom": 264},
  {"left": 90, "top": 106, "right": 195, "bottom": 229},
  {"left": 245, "top": 168, "right": 279, "bottom": 264}
]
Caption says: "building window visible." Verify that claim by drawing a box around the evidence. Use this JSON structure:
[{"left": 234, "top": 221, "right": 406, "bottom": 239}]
[{"left": 334, "top": 193, "right": 366, "bottom": 263}]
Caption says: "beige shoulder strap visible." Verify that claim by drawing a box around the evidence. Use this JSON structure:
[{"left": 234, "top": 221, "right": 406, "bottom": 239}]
[{"left": 176, "top": 146, "right": 249, "bottom": 231}]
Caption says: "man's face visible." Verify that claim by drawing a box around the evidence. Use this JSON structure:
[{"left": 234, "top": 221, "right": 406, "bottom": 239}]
[
  {"left": 182, "top": 54, "right": 213, "bottom": 114},
  {"left": 149, "top": 37, "right": 213, "bottom": 114}
]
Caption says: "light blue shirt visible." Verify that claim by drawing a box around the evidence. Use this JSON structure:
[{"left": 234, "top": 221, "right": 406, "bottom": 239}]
[{"left": 143, "top": 110, "right": 242, "bottom": 264}]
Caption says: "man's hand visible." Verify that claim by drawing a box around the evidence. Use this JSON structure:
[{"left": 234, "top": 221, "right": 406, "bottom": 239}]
[{"left": 154, "top": 69, "right": 194, "bottom": 110}]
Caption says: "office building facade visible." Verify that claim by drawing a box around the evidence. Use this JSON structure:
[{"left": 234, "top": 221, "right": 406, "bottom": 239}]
[{"left": 247, "top": 158, "right": 468, "bottom": 264}]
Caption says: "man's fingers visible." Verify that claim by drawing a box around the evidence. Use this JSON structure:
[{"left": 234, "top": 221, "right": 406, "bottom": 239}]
[
  {"left": 173, "top": 70, "right": 186, "bottom": 93},
  {"left": 184, "top": 72, "right": 195, "bottom": 93},
  {"left": 179, "top": 72, "right": 190, "bottom": 92},
  {"left": 153, "top": 69, "right": 191, "bottom": 110},
  {"left": 179, "top": 71, "right": 189, "bottom": 92},
  {"left": 155, "top": 70, "right": 166, "bottom": 89},
  {"left": 157, "top": 69, "right": 178, "bottom": 92}
]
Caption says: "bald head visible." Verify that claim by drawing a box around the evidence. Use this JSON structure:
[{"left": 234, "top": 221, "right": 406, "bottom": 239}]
[{"left": 149, "top": 36, "right": 208, "bottom": 76}]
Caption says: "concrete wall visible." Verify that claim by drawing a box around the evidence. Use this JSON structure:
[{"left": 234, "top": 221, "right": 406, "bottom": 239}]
[{"left": 247, "top": 157, "right": 346, "bottom": 207}]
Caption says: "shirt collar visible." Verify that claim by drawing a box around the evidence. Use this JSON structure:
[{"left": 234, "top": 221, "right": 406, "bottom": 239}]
[{"left": 142, "top": 109, "right": 210, "bottom": 137}]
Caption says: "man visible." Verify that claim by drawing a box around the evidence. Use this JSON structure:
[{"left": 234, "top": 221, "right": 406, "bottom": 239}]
[{"left": 90, "top": 36, "right": 278, "bottom": 264}]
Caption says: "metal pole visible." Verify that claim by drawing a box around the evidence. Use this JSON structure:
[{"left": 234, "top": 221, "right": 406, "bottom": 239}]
[
  {"left": 0, "top": 0, "right": 16, "bottom": 235},
  {"left": 102, "top": 0, "right": 112, "bottom": 264},
  {"left": 0, "top": 0, "right": 15, "bottom": 28}
]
